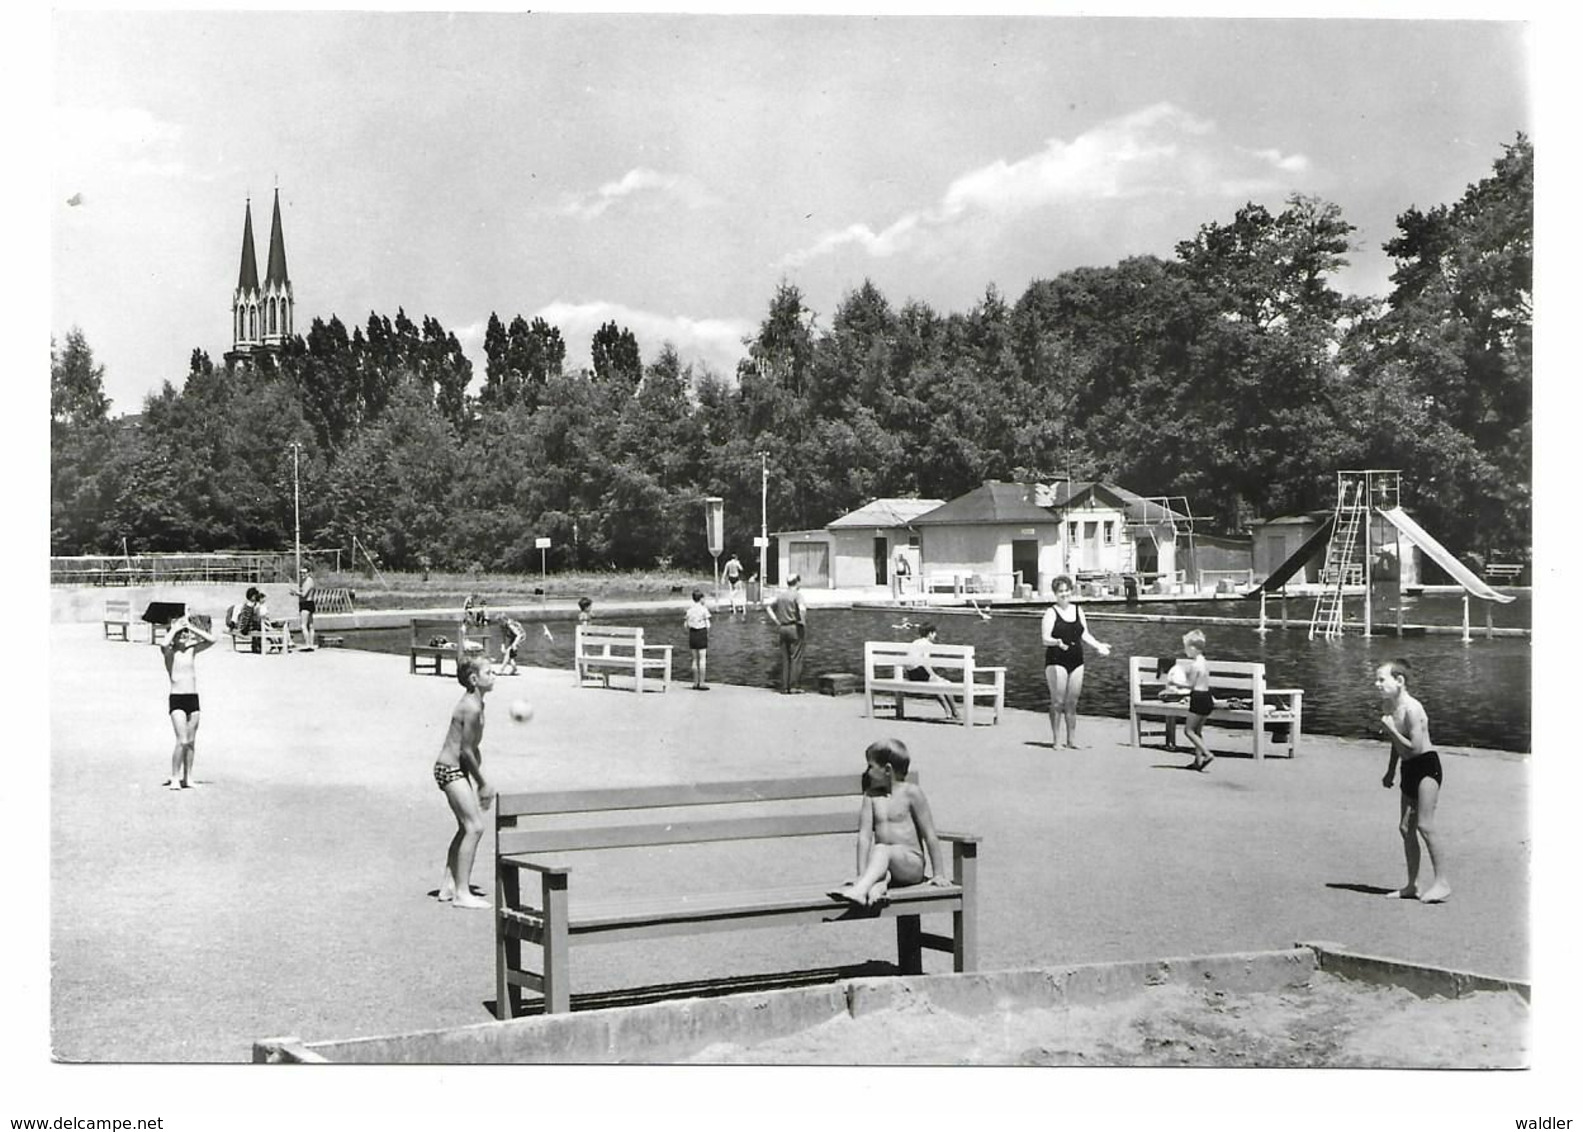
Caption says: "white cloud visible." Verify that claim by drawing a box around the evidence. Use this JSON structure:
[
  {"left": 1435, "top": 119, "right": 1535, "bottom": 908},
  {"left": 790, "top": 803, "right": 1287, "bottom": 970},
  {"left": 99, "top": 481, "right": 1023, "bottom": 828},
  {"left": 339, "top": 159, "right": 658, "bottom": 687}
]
[
  {"left": 783, "top": 102, "right": 1316, "bottom": 267},
  {"left": 555, "top": 167, "right": 718, "bottom": 221},
  {"left": 454, "top": 302, "right": 752, "bottom": 388},
  {"left": 53, "top": 105, "right": 192, "bottom": 184}
]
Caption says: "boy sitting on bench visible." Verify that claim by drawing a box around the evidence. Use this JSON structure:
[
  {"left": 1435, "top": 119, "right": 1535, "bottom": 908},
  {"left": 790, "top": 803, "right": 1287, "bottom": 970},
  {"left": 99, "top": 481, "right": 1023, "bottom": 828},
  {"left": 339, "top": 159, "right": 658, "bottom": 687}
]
[{"left": 829, "top": 738, "right": 949, "bottom": 907}]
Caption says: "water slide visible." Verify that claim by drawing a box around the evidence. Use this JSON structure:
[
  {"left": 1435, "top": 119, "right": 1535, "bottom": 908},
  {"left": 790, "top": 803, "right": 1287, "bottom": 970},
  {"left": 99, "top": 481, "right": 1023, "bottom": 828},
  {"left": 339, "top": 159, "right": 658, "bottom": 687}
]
[
  {"left": 1378, "top": 507, "right": 1514, "bottom": 603},
  {"left": 1247, "top": 515, "right": 1335, "bottom": 597}
]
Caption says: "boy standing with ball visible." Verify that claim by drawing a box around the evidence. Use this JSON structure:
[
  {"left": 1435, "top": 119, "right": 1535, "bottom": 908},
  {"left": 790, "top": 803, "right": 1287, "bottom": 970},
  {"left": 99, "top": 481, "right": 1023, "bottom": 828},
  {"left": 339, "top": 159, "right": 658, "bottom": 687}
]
[{"left": 434, "top": 656, "right": 496, "bottom": 909}]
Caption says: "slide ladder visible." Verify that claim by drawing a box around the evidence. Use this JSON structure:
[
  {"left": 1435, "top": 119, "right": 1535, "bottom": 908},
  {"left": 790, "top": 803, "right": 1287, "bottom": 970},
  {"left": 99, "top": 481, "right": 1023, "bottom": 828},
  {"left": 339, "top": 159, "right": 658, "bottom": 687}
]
[{"left": 1310, "top": 480, "right": 1365, "bottom": 640}]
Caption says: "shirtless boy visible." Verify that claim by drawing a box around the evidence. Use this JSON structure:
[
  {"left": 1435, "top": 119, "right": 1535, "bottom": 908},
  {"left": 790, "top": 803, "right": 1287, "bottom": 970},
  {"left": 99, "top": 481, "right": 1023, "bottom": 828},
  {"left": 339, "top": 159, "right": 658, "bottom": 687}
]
[
  {"left": 1376, "top": 659, "right": 1451, "bottom": 903},
  {"left": 161, "top": 614, "right": 217, "bottom": 790},
  {"left": 434, "top": 656, "right": 498, "bottom": 909},
  {"left": 830, "top": 738, "right": 949, "bottom": 907},
  {"left": 1179, "top": 629, "right": 1215, "bottom": 772}
]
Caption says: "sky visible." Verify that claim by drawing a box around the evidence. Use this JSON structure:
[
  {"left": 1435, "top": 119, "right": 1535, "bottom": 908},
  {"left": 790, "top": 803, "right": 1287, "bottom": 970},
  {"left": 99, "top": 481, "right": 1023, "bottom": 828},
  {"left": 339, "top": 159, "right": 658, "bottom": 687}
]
[{"left": 49, "top": 11, "right": 1532, "bottom": 415}]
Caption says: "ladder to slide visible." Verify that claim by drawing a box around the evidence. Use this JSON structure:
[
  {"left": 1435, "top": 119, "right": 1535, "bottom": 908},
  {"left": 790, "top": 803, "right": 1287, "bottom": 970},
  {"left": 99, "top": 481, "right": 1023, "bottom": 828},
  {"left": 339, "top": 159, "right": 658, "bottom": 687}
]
[{"left": 1310, "top": 480, "right": 1366, "bottom": 640}]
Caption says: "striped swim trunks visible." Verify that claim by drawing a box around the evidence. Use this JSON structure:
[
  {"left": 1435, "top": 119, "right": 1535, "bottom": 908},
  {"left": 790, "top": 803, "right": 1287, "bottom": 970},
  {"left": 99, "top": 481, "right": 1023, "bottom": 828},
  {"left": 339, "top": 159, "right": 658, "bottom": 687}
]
[{"left": 433, "top": 762, "right": 468, "bottom": 790}]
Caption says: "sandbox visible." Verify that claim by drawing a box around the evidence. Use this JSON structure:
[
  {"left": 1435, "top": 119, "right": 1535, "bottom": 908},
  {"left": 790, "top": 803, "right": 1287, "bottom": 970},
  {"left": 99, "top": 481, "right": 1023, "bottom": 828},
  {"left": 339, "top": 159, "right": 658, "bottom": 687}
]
[{"left": 253, "top": 942, "right": 1527, "bottom": 1067}]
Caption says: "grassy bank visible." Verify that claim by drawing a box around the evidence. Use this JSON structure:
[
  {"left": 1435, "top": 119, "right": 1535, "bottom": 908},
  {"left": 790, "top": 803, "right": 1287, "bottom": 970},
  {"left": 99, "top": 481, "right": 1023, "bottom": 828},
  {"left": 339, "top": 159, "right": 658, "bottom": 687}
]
[{"left": 320, "top": 568, "right": 734, "bottom": 611}]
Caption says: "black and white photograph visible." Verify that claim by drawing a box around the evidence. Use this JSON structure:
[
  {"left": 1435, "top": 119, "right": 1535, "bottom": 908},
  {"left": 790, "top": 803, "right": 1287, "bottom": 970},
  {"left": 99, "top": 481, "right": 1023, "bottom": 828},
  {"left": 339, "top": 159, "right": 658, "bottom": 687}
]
[{"left": 24, "top": 2, "right": 1564, "bottom": 1128}]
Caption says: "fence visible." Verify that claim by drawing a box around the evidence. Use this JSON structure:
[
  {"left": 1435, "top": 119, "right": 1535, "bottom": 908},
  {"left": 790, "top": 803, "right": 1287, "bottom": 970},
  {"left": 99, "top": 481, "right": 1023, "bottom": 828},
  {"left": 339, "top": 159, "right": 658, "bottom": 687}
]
[{"left": 50, "top": 553, "right": 296, "bottom": 588}]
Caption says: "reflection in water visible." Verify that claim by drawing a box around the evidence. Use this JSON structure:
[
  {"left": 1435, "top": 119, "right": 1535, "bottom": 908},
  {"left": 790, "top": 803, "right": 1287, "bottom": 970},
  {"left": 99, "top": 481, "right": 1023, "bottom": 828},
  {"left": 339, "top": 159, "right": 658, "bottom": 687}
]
[{"left": 341, "top": 603, "right": 1531, "bottom": 753}]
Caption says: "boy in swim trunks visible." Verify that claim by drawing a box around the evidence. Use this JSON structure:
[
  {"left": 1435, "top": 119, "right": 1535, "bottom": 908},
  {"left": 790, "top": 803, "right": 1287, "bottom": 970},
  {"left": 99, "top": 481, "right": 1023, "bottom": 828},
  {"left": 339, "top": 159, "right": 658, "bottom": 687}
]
[
  {"left": 1179, "top": 629, "right": 1216, "bottom": 772},
  {"left": 161, "top": 614, "right": 216, "bottom": 790},
  {"left": 684, "top": 589, "right": 712, "bottom": 689},
  {"left": 830, "top": 738, "right": 949, "bottom": 907},
  {"left": 1376, "top": 659, "right": 1450, "bottom": 903},
  {"left": 434, "top": 656, "right": 497, "bottom": 909},
  {"left": 497, "top": 616, "right": 525, "bottom": 675}
]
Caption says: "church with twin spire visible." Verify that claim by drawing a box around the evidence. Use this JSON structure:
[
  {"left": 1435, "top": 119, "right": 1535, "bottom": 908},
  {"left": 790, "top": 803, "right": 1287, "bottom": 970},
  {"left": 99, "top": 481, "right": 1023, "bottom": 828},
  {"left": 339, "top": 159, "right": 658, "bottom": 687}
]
[{"left": 225, "top": 188, "right": 294, "bottom": 366}]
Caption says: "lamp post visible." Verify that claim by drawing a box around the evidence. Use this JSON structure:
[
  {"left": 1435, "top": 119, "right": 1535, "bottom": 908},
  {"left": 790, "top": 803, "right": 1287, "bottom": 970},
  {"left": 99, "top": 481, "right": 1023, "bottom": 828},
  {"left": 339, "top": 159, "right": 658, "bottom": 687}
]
[
  {"left": 759, "top": 452, "right": 768, "bottom": 604},
  {"left": 290, "top": 442, "right": 302, "bottom": 584}
]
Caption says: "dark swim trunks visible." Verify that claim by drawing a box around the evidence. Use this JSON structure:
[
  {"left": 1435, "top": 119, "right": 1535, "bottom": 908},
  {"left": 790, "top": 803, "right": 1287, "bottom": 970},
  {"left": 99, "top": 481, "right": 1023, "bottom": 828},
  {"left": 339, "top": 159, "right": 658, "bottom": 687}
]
[
  {"left": 689, "top": 627, "right": 709, "bottom": 651},
  {"left": 906, "top": 666, "right": 931, "bottom": 682},
  {"left": 168, "top": 693, "right": 201, "bottom": 715},
  {"left": 433, "top": 762, "right": 468, "bottom": 790},
  {"left": 1189, "top": 689, "right": 1214, "bottom": 717},
  {"left": 1399, "top": 750, "right": 1444, "bottom": 800},
  {"left": 298, "top": 598, "right": 316, "bottom": 614}
]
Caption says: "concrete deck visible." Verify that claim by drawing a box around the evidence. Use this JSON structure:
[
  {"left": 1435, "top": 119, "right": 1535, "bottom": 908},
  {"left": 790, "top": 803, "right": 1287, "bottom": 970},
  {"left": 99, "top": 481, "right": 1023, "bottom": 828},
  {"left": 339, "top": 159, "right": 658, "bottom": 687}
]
[{"left": 49, "top": 619, "right": 1529, "bottom": 1063}]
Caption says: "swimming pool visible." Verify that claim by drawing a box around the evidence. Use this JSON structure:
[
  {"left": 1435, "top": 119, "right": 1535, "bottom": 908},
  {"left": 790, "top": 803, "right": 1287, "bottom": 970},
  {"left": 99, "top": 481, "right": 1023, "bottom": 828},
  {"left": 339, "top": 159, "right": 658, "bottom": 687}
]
[{"left": 337, "top": 601, "right": 1531, "bottom": 752}]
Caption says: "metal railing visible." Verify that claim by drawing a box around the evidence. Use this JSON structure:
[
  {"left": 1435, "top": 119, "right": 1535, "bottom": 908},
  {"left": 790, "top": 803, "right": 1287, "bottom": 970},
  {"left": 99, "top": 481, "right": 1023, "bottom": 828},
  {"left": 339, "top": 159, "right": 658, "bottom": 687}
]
[{"left": 50, "top": 553, "right": 296, "bottom": 587}]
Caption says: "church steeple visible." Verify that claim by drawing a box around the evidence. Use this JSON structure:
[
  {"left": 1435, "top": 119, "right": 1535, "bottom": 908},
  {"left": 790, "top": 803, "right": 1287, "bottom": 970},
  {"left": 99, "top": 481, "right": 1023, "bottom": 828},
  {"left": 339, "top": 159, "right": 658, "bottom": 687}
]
[
  {"left": 228, "top": 187, "right": 293, "bottom": 364},
  {"left": 259, "top": 188, "right": 294, "bottom": 348}
]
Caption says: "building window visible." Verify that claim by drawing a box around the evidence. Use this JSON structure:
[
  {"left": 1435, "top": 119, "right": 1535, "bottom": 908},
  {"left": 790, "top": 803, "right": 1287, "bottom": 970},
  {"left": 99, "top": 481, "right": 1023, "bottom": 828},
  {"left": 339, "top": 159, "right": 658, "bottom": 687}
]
[
  {"left": 249, "top": 307, "right": 257, "bottom": 340},
  {"left": 1067, "top": 521, "right": 1078, "bottom": 543},
  {"left": 1104, "top": 520, "right": 1115, "bottom": 545}
]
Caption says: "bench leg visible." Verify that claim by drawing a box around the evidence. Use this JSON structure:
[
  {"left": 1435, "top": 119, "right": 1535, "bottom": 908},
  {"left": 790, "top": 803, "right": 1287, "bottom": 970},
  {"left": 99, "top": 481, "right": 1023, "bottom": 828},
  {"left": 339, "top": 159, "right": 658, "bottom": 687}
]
[
  {"left": 953, "top": 841, "right": 978, "bottom": 972},
  {"left": 543, "top": 873, "right": 571, "bottom": 1014},
  {"left": 896, "top": 915, "right": 923, "bottom": 975},
  {"left": 495, "top": 869, "right": 522, "bottom": 1020}
]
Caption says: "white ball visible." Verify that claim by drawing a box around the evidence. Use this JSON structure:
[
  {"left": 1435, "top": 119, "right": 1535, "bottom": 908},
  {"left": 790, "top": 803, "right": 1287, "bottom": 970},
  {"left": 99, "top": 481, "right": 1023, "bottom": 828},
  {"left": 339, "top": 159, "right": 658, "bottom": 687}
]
[{"left": 509, "top": 699, "right": 534, "bottom": 723}]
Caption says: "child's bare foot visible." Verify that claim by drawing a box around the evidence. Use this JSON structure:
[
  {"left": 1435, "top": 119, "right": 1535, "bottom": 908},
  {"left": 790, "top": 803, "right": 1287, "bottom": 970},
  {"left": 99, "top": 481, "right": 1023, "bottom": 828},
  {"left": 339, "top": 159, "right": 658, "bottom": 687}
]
[
  {"left": 828, "top": 884, "right": 865, "bottom": 905},
  {"left": 165, "top": 779, "right": 183, "bottom": 791},
  {"left": 436, "top": 887, "right": 455, "bottom": 902},
  {"left": 1195, "top": 753, "right": 1214, "bottom": 771},
  {"left": 869, "top": 880, "right": 889, "bottom": 905},
  {"left": 451, "top": 893, "right": 490, "bottom": 909},
  {"left": 1419, "top": 882, "right": 1451, "bottom": 904},
  {"left": 1383, "top": 886, "right": 1419, "bottom": 900}
]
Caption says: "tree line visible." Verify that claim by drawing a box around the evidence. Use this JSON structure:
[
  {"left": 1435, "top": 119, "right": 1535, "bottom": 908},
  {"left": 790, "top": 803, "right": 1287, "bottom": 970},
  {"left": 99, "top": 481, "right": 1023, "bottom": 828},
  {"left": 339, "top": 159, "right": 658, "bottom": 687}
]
[{"left": 51, "top": 136, "right": 1530, "bottom": 575}]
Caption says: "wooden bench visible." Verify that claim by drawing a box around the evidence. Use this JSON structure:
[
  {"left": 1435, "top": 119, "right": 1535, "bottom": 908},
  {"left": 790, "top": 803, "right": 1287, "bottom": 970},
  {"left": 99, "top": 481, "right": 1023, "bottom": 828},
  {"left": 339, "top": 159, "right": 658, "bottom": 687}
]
[
  {"left": 493, "top": 773, "right": 980, "bottom": 1017},
  {"left": 1485, "top": 563, "right": 1523, "bottom": 584},
  {"left": 1127, "top": 656, "right": 1304, "bottom": 760},
  {"left": 862, "top": 641, "right": 1006, "bottom": 726},
  {"left": 103, "top": 599, "right": 133, "bottom": 641},
  {"left": 230, "top": 626, "right": 294, "bottom": 654},
  {"left": 409, "top": 618, "right": 484, "bottom": 676},
  {"left": 573, "top": 624, "right": 672, "bottom": 693}
]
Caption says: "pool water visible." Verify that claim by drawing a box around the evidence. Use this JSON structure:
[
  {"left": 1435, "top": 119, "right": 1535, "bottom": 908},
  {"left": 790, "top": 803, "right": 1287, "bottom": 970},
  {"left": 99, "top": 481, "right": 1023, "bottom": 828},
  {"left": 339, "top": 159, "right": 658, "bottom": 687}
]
[{"left": 338, "top": 601, "right": 1531, "bottom": 753}]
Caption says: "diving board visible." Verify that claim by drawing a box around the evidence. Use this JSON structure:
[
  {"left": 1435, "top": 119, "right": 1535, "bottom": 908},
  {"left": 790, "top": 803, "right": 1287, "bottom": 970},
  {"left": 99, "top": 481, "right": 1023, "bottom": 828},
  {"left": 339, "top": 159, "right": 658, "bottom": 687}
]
[{"left": 1378, "top": 507, "right": 1514, "bottom": 603}]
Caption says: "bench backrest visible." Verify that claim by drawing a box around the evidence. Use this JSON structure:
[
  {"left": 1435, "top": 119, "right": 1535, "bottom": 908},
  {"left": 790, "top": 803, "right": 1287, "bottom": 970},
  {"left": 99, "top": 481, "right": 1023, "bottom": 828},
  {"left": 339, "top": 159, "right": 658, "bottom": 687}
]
[
  {"left": 104, "top": 599, "right": 131, "bottom": 618},
  {"left": 864, "top": 640, "right": 976, "bottom": 674},
  {"left": 575, "top": 624, "right": 646, "bottom": 651},
  {"left": 495, "top": 773, "right": 913, "bottom": 857},
  {"left": 1129, "top": 655, "right": 1269, "bottom": 698}
]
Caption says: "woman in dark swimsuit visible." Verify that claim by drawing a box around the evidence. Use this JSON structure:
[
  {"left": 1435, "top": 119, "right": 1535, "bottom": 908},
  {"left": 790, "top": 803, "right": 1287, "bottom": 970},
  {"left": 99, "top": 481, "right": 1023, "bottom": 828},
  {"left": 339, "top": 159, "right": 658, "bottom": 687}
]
[{"left": 1040, "top": 575, "right": 1112, "bottom": 748}]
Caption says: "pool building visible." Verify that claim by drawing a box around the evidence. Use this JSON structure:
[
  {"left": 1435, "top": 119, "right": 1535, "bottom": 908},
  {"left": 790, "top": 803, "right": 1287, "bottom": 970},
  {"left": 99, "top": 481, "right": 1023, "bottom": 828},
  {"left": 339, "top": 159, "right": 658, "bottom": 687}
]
[{"left": 775, "top": 480, "right": 1247, "bottom": 597}]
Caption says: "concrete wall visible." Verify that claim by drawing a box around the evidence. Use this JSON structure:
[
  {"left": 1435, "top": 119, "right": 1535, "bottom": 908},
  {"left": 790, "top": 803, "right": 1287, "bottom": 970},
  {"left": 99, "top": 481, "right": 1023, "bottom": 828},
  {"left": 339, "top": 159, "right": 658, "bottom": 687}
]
[{"left": 52, "top": 583, "right": 296, "bottom": 626}]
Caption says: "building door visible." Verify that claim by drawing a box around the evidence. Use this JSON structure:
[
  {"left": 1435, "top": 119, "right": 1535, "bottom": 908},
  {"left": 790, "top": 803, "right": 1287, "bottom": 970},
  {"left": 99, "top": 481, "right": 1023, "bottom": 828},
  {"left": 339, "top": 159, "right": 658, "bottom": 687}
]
[
  {"left": 874, "top": 537, "right": 889, "bottom": 586},
  {"left": 1083, "top": 521, "right": 1100, "bottom": 569},
  {"left": 790, "top": 542, "right": 830, "bottom": 587},
  {"left": 1011, "top": 539, "right": 1039, "bottom": 593}
]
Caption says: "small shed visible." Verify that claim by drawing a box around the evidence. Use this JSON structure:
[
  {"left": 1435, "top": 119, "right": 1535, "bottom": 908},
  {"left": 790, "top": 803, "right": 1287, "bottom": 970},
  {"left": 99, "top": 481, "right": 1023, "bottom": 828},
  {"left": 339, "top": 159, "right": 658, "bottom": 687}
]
[
  {"left": 823, "top": 498, "right": 945, "bottom": 588},
  {"left": 1251, "top": 513, "right": 1330, "bottom": 585},
  {"left": 911, "top": 481, "right": 1064, "bottom": 595}
]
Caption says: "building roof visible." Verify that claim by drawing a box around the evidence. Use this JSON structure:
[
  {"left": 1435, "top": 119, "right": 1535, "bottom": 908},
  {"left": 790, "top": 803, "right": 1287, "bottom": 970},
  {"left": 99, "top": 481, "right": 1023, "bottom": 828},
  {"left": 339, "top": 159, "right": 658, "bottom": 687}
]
[
  {"left": 912, "top": 481, "right": 1060, "bottom": 526},
  {"left": 1255, "top": 511, "right": 1332, "bottom": 527},
  {"left": 826, "top": 498, "right": 947, "bottom": 530},
  {"left": 264, "top": 189, "right": 290, "bottom": 287},
  {"left": 236, "top": 198, "right": 260, "bottom": 292},
  {"left": 1064, "top": 482, "right": 1193, "bottom": 525}
]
